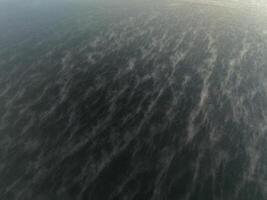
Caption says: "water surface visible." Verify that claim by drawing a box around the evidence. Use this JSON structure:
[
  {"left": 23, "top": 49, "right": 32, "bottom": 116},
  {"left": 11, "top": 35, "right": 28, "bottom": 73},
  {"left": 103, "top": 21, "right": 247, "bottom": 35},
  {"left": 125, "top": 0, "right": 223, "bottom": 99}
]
[{"left": 1, "top": 1, "right": 267, "bottom": 199}]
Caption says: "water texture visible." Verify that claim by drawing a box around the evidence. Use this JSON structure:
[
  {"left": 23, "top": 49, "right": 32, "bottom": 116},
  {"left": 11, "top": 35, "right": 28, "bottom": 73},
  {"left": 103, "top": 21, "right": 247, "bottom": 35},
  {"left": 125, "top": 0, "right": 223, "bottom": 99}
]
[{"left": 1, "top": 1, "right": 267, "bottom": 199}]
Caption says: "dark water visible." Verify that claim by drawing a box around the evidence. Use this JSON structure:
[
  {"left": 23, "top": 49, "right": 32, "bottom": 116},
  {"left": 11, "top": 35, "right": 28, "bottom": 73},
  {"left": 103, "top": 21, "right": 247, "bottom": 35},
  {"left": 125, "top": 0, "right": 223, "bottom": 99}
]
[{"left": 1, "top": 1, "right": 267, "bottom": 199}]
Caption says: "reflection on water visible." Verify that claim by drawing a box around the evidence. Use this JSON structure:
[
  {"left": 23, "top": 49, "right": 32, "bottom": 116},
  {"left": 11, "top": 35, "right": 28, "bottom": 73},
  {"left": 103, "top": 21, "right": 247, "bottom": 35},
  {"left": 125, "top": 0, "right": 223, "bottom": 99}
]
[
  {"left": 1, "top": 1, "right": 267, "bottom": 200},
  {"left": 167, "top": 0, "right": 267, "bottom": 8}
]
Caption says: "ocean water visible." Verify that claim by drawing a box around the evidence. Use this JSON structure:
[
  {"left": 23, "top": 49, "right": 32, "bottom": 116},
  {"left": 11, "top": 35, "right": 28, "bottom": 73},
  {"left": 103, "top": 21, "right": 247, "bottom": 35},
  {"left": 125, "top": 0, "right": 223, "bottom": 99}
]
[{"left": 1, "top": 1, "right": 267, "bottom": 199}]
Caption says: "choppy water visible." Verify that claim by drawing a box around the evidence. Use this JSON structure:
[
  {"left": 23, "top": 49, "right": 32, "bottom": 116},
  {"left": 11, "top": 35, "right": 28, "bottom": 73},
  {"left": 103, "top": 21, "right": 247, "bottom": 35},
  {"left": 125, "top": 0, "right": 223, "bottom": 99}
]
[{"left": 1, "top": 1, "right": 267, "bottom": 200}]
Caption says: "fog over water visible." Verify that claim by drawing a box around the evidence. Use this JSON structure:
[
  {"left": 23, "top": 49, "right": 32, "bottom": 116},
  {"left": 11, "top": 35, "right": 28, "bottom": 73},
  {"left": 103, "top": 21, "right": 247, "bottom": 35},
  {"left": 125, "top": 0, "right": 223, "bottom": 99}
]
[{"left": 1, "top": 0, "right": 267, "bottom": 200}]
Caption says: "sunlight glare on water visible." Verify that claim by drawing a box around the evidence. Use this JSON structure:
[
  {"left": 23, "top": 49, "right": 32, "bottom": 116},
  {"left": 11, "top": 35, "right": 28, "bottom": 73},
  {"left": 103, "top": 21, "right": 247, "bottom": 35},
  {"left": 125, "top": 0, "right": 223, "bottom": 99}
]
[{"left": 166, "top": 0, "right": 267, "bottom": 9}]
